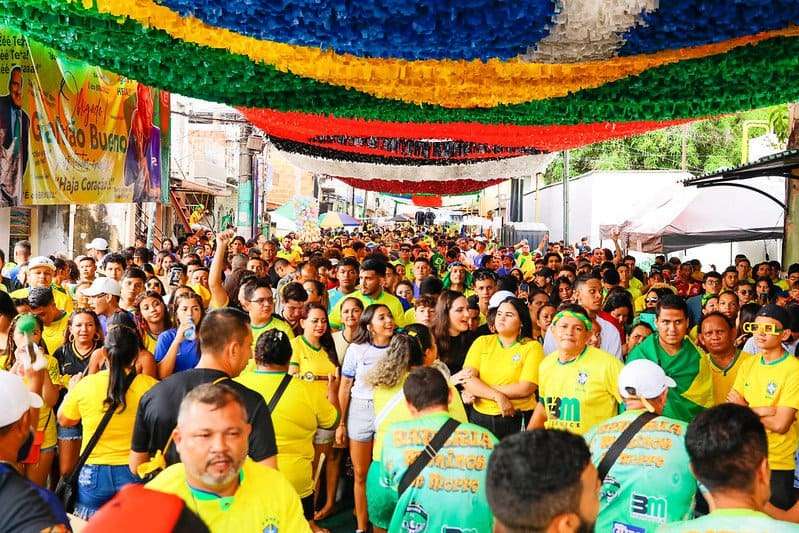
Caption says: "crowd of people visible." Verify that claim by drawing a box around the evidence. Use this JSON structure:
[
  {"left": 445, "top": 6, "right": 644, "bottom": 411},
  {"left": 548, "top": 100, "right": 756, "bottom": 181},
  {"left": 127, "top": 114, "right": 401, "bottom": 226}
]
[{"left": 1, "top": 226, "right": 799, "bottom": 532}]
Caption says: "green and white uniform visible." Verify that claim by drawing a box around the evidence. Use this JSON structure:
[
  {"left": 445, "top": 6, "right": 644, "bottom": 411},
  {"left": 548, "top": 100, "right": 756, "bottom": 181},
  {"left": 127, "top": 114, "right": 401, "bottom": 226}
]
[
  {"left": 367, "top": 412, "right": 496, "bottom": 533},
  {"left": 585, "top": 410, "right": 696, "bottom": 533},
  {"left": 627, "top": 335, "right": 714, "bottom": 423},
  {"left": 658, "top": 508, "right": 799, "bottom": 532}
]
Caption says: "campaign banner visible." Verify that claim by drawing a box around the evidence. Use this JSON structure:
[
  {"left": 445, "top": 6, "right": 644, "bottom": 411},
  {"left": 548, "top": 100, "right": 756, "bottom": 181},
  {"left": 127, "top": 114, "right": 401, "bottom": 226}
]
[{"left": 0, "top": 27, "right": 169, "bottom": 205}]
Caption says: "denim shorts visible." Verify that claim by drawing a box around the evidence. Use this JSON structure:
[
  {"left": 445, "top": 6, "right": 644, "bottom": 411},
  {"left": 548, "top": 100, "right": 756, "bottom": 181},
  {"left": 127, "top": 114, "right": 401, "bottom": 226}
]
[
  {"left": 57, "top": 422, "right": 82, "bottom": 441},
  {"left": 75, "top": 464, "right": 142, "bottom": 519},
  {"left": 347, "top": 398, "right": 375, "bottom": 442}
]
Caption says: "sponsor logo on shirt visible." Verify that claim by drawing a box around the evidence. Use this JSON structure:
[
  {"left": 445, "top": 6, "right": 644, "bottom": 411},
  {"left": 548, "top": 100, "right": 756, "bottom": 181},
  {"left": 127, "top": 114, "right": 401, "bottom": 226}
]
[
  {"left": 630, "top": 492, "right": 668, "bottom": 523},
  {"left": 543, "top": 396, "right": 581, "bottom": 423},
  {"left": 612, "top": 522, "right": 645, "bottom": 533},
  {"left": 600, "top": 475, "right": 621, "bottom": 503},
  {"left": 401, "top": 502, "right": 429, "bottom": 533}
]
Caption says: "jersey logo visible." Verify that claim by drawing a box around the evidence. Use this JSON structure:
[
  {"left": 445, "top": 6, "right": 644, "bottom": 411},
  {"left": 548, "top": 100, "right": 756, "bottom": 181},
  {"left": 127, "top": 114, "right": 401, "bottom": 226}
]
[
  {"left": 577, "top": 371, "right": 589, "bottom": 385},
  {"left": 630, "top": 492, "right": 667, "bottom": 523},
  {"left": 543, "top": 396, "right": 581, "bottom": 422},
  {"left": 442, "top": 528, "right": 478, "bottom": 533},
  {"left": 512, "top": 353, "right": 521, "bottom": 363},
  {"left": 612, "top": 522, "right": 645, "bottom": 533},
  {"left": 600, "top": 475, "right": 621, "bottom": 503},
  {"left": 767, "top": 381, "right": 778, "bottom": 397},
  {"left": 401, "top": 502, "right": 429, "bottom": 533},
  {"left": 262, "top": 525, "right": 278, "bottom": 533}
]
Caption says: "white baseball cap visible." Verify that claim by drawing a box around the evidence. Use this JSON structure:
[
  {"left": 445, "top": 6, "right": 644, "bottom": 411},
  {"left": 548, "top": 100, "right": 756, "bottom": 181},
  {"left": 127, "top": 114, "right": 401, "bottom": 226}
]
[
  {"left": 618, "top": 359, "right": 676, "bottom": 411},
  {"left": 27, "top": 256, "right": 55, "bottom": 272},
  {"left": 87, "top": 238, "right": 109, "bottom": 251},
  {"left": 0, "top": 370, "right": 43, "bottom": 427},
  {"left": 488, "top": 290, "right": 516, "bottom": 310},
  {"left": 83, "top": 277, "right": 121, "bottom": 297}
]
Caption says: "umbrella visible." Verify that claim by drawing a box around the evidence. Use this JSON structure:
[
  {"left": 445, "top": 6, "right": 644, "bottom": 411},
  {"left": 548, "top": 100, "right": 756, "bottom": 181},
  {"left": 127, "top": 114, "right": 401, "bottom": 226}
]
[{"left": 319, "top": 212, "right": 361, "bottom": 228}]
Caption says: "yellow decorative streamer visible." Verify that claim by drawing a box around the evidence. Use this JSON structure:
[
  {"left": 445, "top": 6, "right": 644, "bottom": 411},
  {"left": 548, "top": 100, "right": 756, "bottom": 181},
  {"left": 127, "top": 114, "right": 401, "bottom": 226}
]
[{"left": 85, "top": 0, "right": 799, "bottom": 108}]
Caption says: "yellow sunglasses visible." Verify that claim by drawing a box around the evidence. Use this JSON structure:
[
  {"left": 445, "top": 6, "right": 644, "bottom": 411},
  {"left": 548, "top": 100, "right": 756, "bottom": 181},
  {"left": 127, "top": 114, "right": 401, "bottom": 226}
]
[{"left": 742, "top": 322, "right": 784, "bottom": 335}]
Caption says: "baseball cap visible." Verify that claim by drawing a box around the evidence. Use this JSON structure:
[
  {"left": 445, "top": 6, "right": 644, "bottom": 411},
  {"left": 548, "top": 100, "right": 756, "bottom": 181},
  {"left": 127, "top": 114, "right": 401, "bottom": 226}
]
[
  {"left": 84, "top": 485, "right": 210, "bottom": 533},
  {"left": 488, "top": 290, "right": 516, "bottom": 310},
  {"left": 87, "top": 237, "right": 109, "bottom": 251},
  {"left": 27, "top": 256, "right": 55, "bottom": 272},
  {"left": 0, "top": 370, "right": 44, "bottom": 427},
  {"left": 756, "top": 304, "right": 792, "bottom": 330},
  {"left": 83, "top": 277, "right": 121, "bottom": 297},
  {"left": 28, "top": 286, "right": 55, "bottom": 308},
  {"left": 618, "top": 359, "right": 676, "bottom": 412}
]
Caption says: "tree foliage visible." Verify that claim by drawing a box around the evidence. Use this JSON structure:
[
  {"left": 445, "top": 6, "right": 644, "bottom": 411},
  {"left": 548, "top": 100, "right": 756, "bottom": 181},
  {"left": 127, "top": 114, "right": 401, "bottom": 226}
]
[{"left": 543, "top": 105, "right": 787, "bottom": 185}]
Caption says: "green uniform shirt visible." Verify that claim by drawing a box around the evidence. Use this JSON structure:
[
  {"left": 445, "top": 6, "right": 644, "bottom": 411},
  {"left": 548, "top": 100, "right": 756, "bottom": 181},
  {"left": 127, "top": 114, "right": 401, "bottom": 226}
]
[
  {"left": 366, "top": 412, "right": 496, "bottom": 533},
  {"left": 658, "top": 508, "right": 799, "bottom": 532},
  {"left": 627, "top": 335, "right": 714, "bottom": 422},
  {"left": 585, "top": 410, "right": 696, "bottom": 532}
]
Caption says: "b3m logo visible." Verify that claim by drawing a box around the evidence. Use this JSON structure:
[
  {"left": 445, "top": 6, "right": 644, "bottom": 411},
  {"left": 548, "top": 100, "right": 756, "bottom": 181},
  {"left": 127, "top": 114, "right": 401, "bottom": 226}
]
[
  {"left": 630, "top": 493, "right": 667, "bottom": 523},
  {"left": 543, "top": 396, "right": 581, "bottom": 422}
]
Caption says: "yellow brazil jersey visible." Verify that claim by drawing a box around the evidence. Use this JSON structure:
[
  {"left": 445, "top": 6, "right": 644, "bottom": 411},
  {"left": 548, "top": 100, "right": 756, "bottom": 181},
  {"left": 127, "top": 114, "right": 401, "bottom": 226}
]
[
  {"left": 1, "top": 354, "right": 60, "bottom": 448},
  {"left": 403, "top": 307, "right": 416, "bottom": 325},
  {"left": 289, "top": 336, "right": 336, "bottom": 396},
  {"left": 60, "top": 370, "right": 157, "bottom": 465},
  {"left": 143, "top": 331, "right": 159, "bottom": 356},
  {"left": 463, "top": 335, "right": 544, "bottom": 416},
  {"left": 277, "top": 249, "right": 302, "bottom": 266},
  {"left": 329, "top": 290, "right": 407, "bottom": 330},
  {"left": 538, "top": 346, "right": 623, "bottom": 435},
  {"left": 42, "top": 312, "right": 69, "bottom": 355},
  {"left": 732, "top": 353, "right": 799, "bottom": 470},
  {"left": 252, "top": 317, "right": 295, "bottom": 349},
  {"left": 706, "top": 350, "right": 753, "bottom": 406},
  {"left": 11, "top": 286, "right": 74, "bottom": 314},
  {"left": 235, "top": 371, "right": 338, "bottom": 497},
  {"left": 372, "top": 373, "right": 467, "bottom": 460},
  {"left": 147, "top": 457, "right": 312, "bottom": 533}
]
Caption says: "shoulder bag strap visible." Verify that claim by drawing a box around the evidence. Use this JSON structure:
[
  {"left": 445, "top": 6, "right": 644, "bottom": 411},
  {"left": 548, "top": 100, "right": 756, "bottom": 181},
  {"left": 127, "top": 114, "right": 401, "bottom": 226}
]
[
  {"left": 67, "top": 370, "right": 137, "bottom": 481},
  {"left": 267, "top": 373, "right": 293, "bottom": 413},
  {"left": 374, "top": 388, "right": 406, "bottom": 429},
  {"left": 597, "top": 411, "right": 658, "bottom": 483},
  {"left": 398, "top": 418, "right": 460, "bottom": 496}
]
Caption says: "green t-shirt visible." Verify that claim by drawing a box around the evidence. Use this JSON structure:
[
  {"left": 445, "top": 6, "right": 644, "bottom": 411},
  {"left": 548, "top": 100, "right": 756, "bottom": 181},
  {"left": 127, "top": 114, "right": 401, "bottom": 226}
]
[
  {"left": 627, "top": 335, "right": 714, "bottom": 423},
  {"left": 366, "top": 412, "right": 496, "bottom": 532},
  {"left": 658, "top": 508, "right": 799, "bottom": 532},
  {"left": 585, "top": 410, "right": 696, "bottom": 532}
]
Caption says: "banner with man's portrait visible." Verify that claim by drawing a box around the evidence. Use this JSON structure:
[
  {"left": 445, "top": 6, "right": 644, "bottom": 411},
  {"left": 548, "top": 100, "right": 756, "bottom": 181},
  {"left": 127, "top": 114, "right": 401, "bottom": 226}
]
[{"left": 0, "top": 27, "right": 169, "bottom": 205}]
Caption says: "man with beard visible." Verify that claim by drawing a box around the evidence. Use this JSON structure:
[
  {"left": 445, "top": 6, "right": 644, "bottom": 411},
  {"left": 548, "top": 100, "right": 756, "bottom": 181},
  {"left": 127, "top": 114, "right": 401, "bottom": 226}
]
[
  {"left": 0, "top": 66, "right": 29, "bottom": 206},
  {"left": 487, "top": 428, "right": 600, "bottom": 532},
  {"left": 146, "top": 383, "right": 309, "bottom": 532},
  {"left": 0, "top": 371, "right": 68, "bottom": 531}
]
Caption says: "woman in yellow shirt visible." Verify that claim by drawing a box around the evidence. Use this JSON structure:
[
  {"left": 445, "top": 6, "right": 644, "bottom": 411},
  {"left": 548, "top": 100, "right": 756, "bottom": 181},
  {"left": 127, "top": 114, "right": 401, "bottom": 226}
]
[
  {"left": 1, "top": 313, "right": 61, "bottom": 486},
  {"left": 236, "top": 329, "right": 338, "bottom": 531},
  {"left": 288, "top": 302, "right": 342, "bottom": 523},
  {"left": 456, "top": 297, "right": 542, "bottom": 439},
  {"left": 58, "top": 318, "right": 158, "bottom": 518},
  {"left": 135, "top": 291, "right": 171, "bottom": 356}
]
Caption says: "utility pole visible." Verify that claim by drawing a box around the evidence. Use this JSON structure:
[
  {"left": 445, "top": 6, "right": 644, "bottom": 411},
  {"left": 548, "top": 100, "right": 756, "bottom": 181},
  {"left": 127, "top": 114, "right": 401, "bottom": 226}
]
[
  {"left": 563, "top": 151, "right": 570, "bottom": 244},
  {"left": 784, "top": 103, "right": 799, "bottom": 264},
  {"left": 680, "top": 124, "right": 689, "bottom": 171}
]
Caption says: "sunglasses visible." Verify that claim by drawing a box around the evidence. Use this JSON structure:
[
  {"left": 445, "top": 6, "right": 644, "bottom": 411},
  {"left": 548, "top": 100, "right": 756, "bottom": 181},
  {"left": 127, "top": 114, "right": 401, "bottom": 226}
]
[
  {"left": 742, "top": 322, "right": 784, "bottom": 335},
  {"left": 645, "top": 298, "right": 659, "bottom": 304}
]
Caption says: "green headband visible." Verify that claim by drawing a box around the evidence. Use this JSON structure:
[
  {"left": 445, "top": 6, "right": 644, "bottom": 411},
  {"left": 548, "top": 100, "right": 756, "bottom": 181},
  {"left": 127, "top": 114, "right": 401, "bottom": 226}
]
[{"left": 552, "top": 310, "right": 593, "bottom": 331}]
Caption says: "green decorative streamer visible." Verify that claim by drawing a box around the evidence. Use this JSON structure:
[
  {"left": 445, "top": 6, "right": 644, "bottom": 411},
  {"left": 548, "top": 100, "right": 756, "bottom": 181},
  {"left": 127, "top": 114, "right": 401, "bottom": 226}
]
[{"left": 3, "top": 0, "right": 799, "bottom": 126}]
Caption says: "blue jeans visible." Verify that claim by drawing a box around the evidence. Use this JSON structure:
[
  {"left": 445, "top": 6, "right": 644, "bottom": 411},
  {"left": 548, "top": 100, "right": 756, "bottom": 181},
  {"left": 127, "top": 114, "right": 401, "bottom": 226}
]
[{"left": 75, "top": 464, "right": 142, "bottom": 519}]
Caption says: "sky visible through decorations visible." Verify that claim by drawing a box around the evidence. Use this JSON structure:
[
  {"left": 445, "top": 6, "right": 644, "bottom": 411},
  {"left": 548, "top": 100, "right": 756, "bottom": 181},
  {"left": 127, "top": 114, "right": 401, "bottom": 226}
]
[{"left": 3, "top": 1, "right": 799, "bottom": 194}]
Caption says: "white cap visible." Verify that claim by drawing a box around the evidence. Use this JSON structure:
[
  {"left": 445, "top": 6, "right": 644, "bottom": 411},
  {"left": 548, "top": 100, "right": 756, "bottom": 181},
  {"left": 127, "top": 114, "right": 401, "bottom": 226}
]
[
  {"left": 618, "top": 359, "right": 676, "bottom": 404},
  {"left": 474, "top": 236, "right": 486, "bottom": 242},
  {"left": 83, "top": 277, "right": 121, "bottom": 297},
  {"left": 28, "top": 256, "right": 55, "bottom": 272},
  {"left": 0, "top": 371, "right": 43, "bottom": 427},
  {"left": 489, "top": 290, "right": 516, "bottom": 310},
  {"left": 87, "top": 238, "right": 109, "bottom": 251}
]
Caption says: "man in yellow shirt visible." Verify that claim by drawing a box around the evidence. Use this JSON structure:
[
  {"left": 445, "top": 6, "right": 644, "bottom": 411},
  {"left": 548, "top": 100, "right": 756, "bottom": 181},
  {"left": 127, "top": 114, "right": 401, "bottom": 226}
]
[
  {"left": 729, "top": 305, "right": 799, "bottom": 511},
  {"left": 28, "top": 286, "right": 68, "bottom": 355},
  {"left": 147, "top": 382, "right": 311, "bottom": 533},
  {"left": 530, "top": 305, "right": 623, "bottom": 435},
  {"left": 698, "top": 311, "right": 752, "bottom": 406},
  {"left": 241, "top": 278, "right": 294, "bottom": 350},
  {"left": 10, "top": 256, "right": 73, "bottom": 314},
  {"left": 329, "top": 259, "right": 406, "bottom": 329},
  {"left": 277, "top": 236, "right": 303, "bottom": 266}
]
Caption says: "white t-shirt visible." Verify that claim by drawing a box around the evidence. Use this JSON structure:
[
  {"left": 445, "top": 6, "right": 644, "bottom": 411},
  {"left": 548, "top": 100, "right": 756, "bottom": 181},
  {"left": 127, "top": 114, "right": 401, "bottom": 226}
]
[
  {"left": 543, "top": 315, "right": 623, "bottom": 359},
  {"left": 341, "top": 342, "right": 390, "bottom": 400}
]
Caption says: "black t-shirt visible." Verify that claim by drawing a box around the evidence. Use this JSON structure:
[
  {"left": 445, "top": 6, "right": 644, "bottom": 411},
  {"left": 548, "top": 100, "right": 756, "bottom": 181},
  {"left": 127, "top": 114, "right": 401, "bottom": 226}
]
[
  {"left": 131, "top": 368, "right": 277, "bottom": 465},
  {"left": 0, "top": 464, "right": 66, "bottom": 532},
  {"left": 442, "top": 330, "right": 477, "bottom": 375},
  {"left": 54, "top": 341, "right": 100, "bottom": 377}
]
